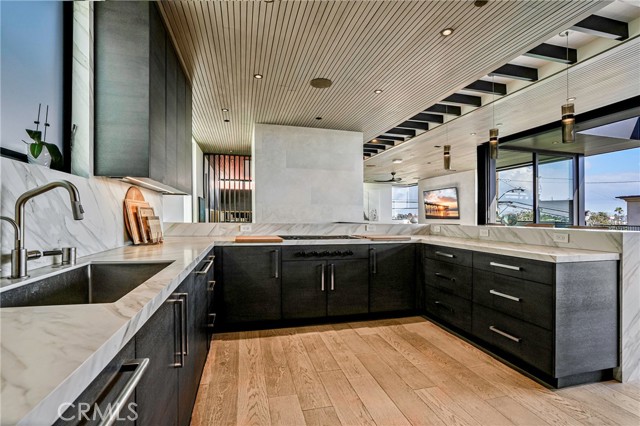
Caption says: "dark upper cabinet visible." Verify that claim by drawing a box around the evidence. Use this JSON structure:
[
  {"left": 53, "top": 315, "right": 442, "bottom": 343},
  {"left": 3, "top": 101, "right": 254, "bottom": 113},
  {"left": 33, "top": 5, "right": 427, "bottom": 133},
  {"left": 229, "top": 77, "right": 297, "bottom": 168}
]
[
  {"left": 221, "top": 247, "right": 282, "bottom": 324},
  {"left": 369, "top": 244, "right": 416, "bottom": 313},
  {"left": 95, "top": 2, "right": 192, "bottom": 194}
]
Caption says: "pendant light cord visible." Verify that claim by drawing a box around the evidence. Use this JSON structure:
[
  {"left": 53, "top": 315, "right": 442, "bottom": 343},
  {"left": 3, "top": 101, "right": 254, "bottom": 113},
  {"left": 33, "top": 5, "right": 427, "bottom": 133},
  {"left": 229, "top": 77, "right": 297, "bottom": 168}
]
[
  {"left": 492, "top": 75, "right": 496, "bottom": 127},
  {"left": 566, "top": 31, "right": 570, "bottom": 101}
]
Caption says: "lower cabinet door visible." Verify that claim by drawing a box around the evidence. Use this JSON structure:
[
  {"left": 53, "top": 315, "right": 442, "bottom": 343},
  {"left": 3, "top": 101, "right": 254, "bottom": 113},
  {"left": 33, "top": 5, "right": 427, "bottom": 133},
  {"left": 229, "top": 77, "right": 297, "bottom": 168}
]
[
  {"left": 327, "top": 259, "right": 369, "bottom": 317},
  {"left": 135, "top": 299, "right": 180, "bottom": 426},
  {"left": 370, "top": 244, "right": 416, "bottom": 312},
  {"left": 282, "top": 261, "right": 328, "bottom": 319},
  {"left": 54, "top": 340, "right": 137, "bottom": 425}
]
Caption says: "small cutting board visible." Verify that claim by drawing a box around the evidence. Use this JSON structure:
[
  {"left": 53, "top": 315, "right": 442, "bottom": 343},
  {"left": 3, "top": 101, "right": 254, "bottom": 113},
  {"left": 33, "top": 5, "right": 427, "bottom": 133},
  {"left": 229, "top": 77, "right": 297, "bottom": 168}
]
[
  {"left": 235, "top": 235, "right": 284, "bottom": 243},
  {"left": 355, "top": 235, "right": 413, "bottom": 241}
]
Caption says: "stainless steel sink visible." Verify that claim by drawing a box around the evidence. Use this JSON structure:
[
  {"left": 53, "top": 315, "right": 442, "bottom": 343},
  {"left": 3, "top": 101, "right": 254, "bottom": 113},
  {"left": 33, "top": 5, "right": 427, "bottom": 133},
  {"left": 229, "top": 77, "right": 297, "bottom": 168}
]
[{"left": 0, "top": 262, "right": 173, "bottom": 308}]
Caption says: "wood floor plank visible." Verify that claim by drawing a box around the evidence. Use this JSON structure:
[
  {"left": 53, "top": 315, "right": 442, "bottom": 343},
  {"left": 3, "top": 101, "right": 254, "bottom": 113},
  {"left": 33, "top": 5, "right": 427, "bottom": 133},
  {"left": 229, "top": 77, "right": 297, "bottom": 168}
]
[
  {"left": 236, "top": 331, "right": 271, "bottom": 426},
  {"left": 348, "top": 320, "right": 380, "bottom": 336},
  {"left": 281, "top": 334, "right": 332, "bottom": 410},
  {"left": 415, "top": 386, "right": 483, "bottom": 426},
  {"left": 583, "top": 383, "right": 640, "bottom": 416},
  {"left": 189, "top": 384, "right": 209, "bottom": 426},
  {"left": 357, "top": 352, "right": 446, "bottom": 426},
  {"left": 557, "top": 386, "right": 638, "bottom": 426},
  {"left": 203, "top": 338, "right": 239, "bottom": 426},
  {"left": 318, "top": 370, "right": 376, "bottom": 426},
  {"left": 302, "top": 407, "right": 343, "bottom": 426},
  {"left": 300, "top": 332, "right": 341, "bottom": 373},
  {"left": 486, "top": 396, "right": 550, "bottom": 426},
  {"left": 361, "top": 334, "right": 435, "bottom": 389},
  {"left": 268, "top": 395, "right": 306, "bottom": 426},
  {"left": 319, "top": 329, "right": 370, "bottom": 378},
  {"left": 259, "top": 334, "right": 297, "bottom": 397},
  {"left": 332, "top": 324, "right": 374, "bottom": 354},
  {"left": 347, "top": 374, "right": 412, "bottom": 426},
  {"left": 603, "top": 381, "right": 640, "bottom": 402}
]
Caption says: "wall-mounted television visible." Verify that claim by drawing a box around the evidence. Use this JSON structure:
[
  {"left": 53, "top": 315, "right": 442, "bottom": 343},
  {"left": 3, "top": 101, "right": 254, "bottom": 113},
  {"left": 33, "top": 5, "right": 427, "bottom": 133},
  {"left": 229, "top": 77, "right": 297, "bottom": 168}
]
[{"left": 424, "top": 187, "right": 460, "bottom": 219}]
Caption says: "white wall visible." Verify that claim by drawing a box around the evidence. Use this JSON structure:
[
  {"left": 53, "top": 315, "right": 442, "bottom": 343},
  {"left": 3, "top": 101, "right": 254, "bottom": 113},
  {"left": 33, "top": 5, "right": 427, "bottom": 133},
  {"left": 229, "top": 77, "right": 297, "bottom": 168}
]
[
  {"left": 253, "top": 124, "right": 364, "bottom": 223},
  {"left": 192, "top": 139, "right": 204, "bottom": 222},
  {"left": 363, "top": 183, "right": 394, "bottom": 223},
  {"left": 418, "top": 170, "right": 477, "bottom": 225},
  {"left": 163, "top": 195, "right": 192, "bottom": 223}
]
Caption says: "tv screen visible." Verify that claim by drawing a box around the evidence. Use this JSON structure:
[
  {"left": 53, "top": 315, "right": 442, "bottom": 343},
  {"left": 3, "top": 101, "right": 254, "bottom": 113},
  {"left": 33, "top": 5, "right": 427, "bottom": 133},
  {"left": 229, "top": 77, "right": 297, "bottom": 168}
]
[{"left": 424, "top": 187, "right": 460, "bottom": 219}]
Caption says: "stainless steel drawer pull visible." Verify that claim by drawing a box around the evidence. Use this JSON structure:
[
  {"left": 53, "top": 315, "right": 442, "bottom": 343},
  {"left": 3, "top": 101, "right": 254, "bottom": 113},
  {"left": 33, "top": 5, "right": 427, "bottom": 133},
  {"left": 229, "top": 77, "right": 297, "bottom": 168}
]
[
  {"left": 208, "top": 280, "right": 216, "bottom": 291},
  {"left": 320, "top": 264, "right": 325, "bottom": 291},
  {"left": 196, "top": 259, "right": 214, "bottom": 275},
  {"left": 168, "top": 297, "right": 185, "bottom": 368},
  {"left": 434, "top": 300, "right": 454, "bottom": 313},
  {"left": 272, "top": 250, "right": 279, "bottom": 278},
  {"left": 435, "top": 251, "right": 455, "bottom": 258},
  {"left": 174, "top": 293, "right": 189, "bottom": 356},
  {"left": 207, "top": 313, "right": 217, "bottom": 328},
  {"left": 371, "top": 247, "right": 377, "bottom": 274},
  {"left": 434, "top": 272, "right": 455, "bottom": 282},
  {"left": 489, "top": 325, "right": 521, "bottom": 343},
  {"left": 208, "top": 255, "right": 216, "bottom": 261},
  {"left": 330, "top": 264, "right": 335, "bottom": 291},
  {"left": 489, "top": 261, "right": 521, "bottom": 271},
  {"left": 489, "top": 289, "right": 521, "bottom": 302},
  {"left": 97, "top": 358, "right": 150, "bottom": 426}
]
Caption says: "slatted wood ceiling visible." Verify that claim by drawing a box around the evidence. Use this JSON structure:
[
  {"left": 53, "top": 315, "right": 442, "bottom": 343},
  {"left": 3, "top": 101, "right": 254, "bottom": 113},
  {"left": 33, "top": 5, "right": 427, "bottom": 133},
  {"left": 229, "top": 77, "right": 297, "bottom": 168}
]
[{"left": 158, "top": 0, "right": 606, "bottom": 156}]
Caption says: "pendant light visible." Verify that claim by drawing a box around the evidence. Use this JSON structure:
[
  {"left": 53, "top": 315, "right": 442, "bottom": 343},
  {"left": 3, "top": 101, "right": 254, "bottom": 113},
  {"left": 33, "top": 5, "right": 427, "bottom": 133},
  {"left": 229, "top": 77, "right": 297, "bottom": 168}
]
[
  {"left": 489, "top": 74, "right": 499, "bottom": 159},
  {"left": 561, "top": 31, "right": 575, "bottom": 143},
  {"left": 444, "top": 124, "right": 452, "bottom": 170}
]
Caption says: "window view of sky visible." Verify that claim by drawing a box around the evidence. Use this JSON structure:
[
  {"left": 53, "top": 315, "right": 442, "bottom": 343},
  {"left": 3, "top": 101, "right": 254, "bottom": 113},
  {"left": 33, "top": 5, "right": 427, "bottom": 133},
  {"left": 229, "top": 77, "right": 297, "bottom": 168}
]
[{"left": 585, "top": 147, "right": 640, "bottom": 216}]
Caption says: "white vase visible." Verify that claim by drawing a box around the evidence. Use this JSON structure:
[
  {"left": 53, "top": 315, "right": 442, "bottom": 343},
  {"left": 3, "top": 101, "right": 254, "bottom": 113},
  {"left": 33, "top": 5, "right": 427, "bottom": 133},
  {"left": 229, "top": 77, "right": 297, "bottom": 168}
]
[{"left": 26, "top": 145, "right": 52, "bottom": 168}]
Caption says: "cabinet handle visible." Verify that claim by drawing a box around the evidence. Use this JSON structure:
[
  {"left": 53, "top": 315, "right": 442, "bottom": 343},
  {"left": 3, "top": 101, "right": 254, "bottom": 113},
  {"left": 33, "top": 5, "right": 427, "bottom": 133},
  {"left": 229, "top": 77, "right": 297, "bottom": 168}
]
[
  {"left": 489, "top": 325, "right": 521, "bottom": 343},
  {"left": 320, "top": 264, "right": 325, "bottom": 291},
  {"left": 489, "top": 289, "right": 521, "bottom": 302},
  {"left": 272, "top": 250, "right": 279, "bottom": 278},
  {"left": 207, "top": 313, "right": 217, "bottom": 328},
  {"left": 434, "top": 300, "right": 454, "bottom": 313},
  {"left": 435, "top": 251, "right": 455, "bottom": 258},
  {"left": 370, "top": 247, "right": 377, "bottom": 274},
  {"left": 196, "top": 259, "right": 214, "bottom": 275},
  {"left": 208, "top": 255, "right": 216, "bottom": 261},
  {"left": 174, "top": 292, "right": 189, "bottom": 356},
  {"left": 208, "top": 280, "right": 216, "bottom": 291},
  {"left": 489, "top": 261, "right": 521, "bottom": 271},
  {"left": 434, "top": 272, "right": 455, "bottom": 282},
  {"left": 168, "top": 297, "right": 185, "bottom": 368},
  {"left": 96, "top": 358, "right": 150, "bottom": 426},
  {"left": 330, "top": 263, "right": 335, "bottom": 291}
]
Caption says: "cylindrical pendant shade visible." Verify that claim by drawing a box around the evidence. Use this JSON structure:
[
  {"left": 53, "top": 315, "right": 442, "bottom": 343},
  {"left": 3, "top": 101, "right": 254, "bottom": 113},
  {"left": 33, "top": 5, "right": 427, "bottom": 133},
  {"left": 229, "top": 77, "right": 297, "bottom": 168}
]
[
  {"left": 489, "top": 128, "right": 499, "bottom": 159},
  {"left": 561, "top": 103, "right": 575, "bottom": 144},
  {"left": 443, "top": 145, "right": 451, "bottom": 170}
]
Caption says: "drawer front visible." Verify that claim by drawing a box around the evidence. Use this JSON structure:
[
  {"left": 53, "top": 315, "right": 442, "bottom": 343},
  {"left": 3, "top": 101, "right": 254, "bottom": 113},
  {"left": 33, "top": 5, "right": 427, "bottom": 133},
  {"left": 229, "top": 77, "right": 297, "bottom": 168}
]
[
  {"left": 473, "top": 269, "right": 554, "bottom": 330},
  {"left": 473, "top": 251, "right": 554, "bottom": 285},
  {"left": 473, "top": 305, "right": 553, "bottom": 375},
  {"left": 282, "top": 245, "right": 369, "bottom": 261},
  {"left": 424, "top": 244, "right": 472, "bottom": 267},
  {"left": 425, "top": 286, "right": 472, "bottom": 332},
  {"left": 424, "top": 258, "right": 472, "bottom": 300}
]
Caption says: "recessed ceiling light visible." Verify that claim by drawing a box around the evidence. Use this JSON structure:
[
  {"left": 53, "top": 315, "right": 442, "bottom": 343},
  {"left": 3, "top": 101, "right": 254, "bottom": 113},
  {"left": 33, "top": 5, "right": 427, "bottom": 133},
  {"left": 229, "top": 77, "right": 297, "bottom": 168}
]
[
  {"left": 474, "top": 0, "right": 489, "bottom": 7},
  {"left": 496, "top": 123, "right": 503, "bottom": 127},
  {"left": 254, "top": 74, "right": 263, "bottom": 79},
  {"left": 392, "top": 159, "right": 403, "bottom": 164},
  {"left": 374, "top": 89, "right": 383, "bottom": 94},
  {"left": 372, "top": 139, "right": 378, "bottom": 143},
  {"left": 440, "top": 28, "right": 454, "bottom": 36},
  {"left": 366, "top": 164, "right": 376, "bottom": 167},
  {"left": 315, "top": 117, "right": 322, "bottom": 120},
  {"left": 224, "top": 119, "right": 230, "bottom": 122},
  {"left": 567, "top": 97, "right": 576, "bottom": 102},
  {"left": 470, "top": 132, "right": 476, "bottom": 135},
  {"left": 434, "top": 145, "right": 441, "bottom": 148},
  {"left": 221, "top": 108, "right": 229, "bottom": 112},
  {"left": 552, "top": 141, "right": 560, "bottom": 145},
  {"left": 264, "top": 0, "right": 274, "bottom": 3},
  {"left": 310, "top": 78, "right": 333, "bottom": 89},
  {"left": 427, "top": 162, "right": 432, "bottom": 165}
]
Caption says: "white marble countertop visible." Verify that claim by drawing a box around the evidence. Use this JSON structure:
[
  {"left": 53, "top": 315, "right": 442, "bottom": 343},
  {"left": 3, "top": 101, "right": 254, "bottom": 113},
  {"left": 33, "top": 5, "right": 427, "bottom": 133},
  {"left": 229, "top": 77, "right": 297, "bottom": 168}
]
[
  {"left": 0, "top": 237, "right": 215, "bottom": 426},
  {"left": 0, "top": 233, "right": 619, "bottom": 424}
]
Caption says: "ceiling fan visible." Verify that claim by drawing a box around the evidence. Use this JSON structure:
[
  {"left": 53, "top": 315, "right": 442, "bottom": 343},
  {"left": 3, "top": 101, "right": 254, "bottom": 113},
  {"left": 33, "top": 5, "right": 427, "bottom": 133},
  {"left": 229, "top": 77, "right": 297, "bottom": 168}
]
[{"left": 374, "top": 172, "right": 402, "bottom": 183}]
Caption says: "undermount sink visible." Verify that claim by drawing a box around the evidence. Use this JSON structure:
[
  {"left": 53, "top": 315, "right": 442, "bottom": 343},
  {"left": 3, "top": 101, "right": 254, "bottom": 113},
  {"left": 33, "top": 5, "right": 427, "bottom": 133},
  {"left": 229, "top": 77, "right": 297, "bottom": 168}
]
[{"left": 0, "top": 261, "right": 173, "bottom": 308}]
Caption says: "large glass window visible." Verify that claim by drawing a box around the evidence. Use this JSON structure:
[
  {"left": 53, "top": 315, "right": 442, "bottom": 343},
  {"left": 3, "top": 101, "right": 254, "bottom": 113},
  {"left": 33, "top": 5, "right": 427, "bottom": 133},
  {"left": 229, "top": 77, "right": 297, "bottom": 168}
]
[
  {"left": 496, "top": 151, "right": 534, "bottom": 224},
  {"left": 538, "top": 155, "right": 574, "bottom": 224},
  {"left": 392, "top": 185, "right": 418, "bottom": 222}
]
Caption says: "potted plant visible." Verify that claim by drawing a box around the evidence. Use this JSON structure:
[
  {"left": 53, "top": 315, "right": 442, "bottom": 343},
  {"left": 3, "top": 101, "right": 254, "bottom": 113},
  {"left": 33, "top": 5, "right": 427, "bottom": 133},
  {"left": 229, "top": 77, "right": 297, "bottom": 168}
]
[{"left": 22, "top": 104, "right": 63, "bottom": 169}]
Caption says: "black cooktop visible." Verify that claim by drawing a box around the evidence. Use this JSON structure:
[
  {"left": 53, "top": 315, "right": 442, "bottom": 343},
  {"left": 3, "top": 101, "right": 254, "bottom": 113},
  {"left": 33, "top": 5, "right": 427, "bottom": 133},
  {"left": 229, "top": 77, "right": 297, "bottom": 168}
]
[{"left": 278, "top": 235, "right": 360, "bottom": 240}]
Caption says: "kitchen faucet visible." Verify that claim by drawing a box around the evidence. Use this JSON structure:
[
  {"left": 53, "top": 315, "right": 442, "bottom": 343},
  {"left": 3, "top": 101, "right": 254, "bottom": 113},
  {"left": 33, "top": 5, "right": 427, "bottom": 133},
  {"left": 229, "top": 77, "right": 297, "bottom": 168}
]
[{"left": 3, "top": 180, "right": 84, "bottom": 278}]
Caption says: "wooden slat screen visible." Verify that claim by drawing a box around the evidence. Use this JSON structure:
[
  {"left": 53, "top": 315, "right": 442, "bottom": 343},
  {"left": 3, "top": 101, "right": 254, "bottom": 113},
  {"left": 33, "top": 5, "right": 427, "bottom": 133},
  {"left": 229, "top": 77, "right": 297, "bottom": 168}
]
[{"left": 207, "top": 154, "right": 252, "bottom": 223}]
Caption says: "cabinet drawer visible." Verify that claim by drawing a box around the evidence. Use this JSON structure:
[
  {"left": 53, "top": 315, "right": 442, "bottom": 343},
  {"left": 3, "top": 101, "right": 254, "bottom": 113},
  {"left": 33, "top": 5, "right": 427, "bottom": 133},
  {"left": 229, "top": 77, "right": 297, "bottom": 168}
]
[
  {"left": 424, "top": 244, "right": 472, "bottom": 267},
  {"left": 282, "top": 245, "right": 369, "bottom": 261},
  {"left": 425, "top": 286, "right": 472, "bottom": 332},
  {"left": 473, "top": 252, "right": 554, "bottom": 284},
  {"left": 424, "top": 259, "right": 472, "bottom": 300},
  {"left": 473, "top": 269, "right": 553, "bottom": 330},
  {"left": 473, "top": 305, "right": 553, "bottom": 375}
]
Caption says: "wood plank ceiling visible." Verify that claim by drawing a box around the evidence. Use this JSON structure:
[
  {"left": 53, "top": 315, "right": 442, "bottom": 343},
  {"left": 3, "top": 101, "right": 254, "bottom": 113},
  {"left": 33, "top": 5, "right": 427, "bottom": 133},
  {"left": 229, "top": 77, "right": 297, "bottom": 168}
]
[{"left": 159, "top": 0, "right": 607, "bottom": 156}]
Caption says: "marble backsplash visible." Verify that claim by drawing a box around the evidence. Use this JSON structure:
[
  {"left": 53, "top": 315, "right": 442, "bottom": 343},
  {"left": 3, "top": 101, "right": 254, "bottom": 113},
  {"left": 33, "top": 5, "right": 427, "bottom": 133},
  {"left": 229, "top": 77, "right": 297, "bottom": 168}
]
[{"left": 0, "top": 158, "right": 162, "bottom": 278}]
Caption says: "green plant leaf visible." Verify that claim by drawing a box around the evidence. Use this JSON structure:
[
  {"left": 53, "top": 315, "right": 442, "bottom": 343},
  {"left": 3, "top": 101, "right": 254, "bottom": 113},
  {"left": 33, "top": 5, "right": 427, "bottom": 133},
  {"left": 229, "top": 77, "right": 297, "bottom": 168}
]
[
  {"left": 26, "top": 129, "right": 42, "bottom": 143},
  {"left": 43, "top": 143, "right": 64, "bottom": 170},
  {"left": 30, "top": 142, "right": 43, "bottom": 158}
]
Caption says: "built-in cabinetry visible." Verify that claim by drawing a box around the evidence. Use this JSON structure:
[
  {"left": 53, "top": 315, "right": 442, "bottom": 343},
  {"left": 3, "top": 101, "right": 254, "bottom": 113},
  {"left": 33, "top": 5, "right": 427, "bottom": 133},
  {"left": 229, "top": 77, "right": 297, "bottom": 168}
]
[
  {"left": 369, "top": 244, "right": 417, "bottom": 313},
  {"left": 95, "top": 2, "right": 192, "bottom": 193},
  {"left": 423, "top": 244, "right": 618, "bottom": 387},
  {"left": 57, "top": 251, "right": 214, "bottom": 425}
]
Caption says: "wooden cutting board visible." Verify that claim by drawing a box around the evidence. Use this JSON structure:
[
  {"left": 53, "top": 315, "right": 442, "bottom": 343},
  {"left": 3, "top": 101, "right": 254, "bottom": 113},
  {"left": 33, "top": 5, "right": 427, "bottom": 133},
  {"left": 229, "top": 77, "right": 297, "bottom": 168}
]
[
  {"left": 355, "top": 235, "right": 413, "bottom": 241},
  {"left": 235, "top": 235, "right": 284, "bottom": 243}
]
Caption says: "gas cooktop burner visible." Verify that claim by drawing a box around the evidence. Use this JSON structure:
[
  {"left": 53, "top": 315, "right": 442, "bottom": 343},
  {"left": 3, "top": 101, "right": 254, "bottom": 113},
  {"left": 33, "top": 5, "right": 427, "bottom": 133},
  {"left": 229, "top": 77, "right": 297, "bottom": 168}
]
[{"left": 279, "top": 235, "right": 360, "bottom": 240}]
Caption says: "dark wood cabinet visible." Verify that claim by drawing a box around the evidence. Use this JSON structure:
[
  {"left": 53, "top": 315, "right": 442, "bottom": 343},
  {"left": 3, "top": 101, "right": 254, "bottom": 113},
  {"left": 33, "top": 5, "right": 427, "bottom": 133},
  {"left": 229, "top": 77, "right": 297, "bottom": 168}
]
[
  {"left": 369, "top": 244, "right": 416, "bottom": 313},
  {"left": 282, "top": 260, "right": 327, "bottom": 319},
  {"left": 95, "top": 2, "right": 192, "bottom": 193},
  {"left": 327, "top": 259, "right": 369, "bottom": 316},
  {"left": 221, "top": 247, "right": 282, "bottom": 323}
]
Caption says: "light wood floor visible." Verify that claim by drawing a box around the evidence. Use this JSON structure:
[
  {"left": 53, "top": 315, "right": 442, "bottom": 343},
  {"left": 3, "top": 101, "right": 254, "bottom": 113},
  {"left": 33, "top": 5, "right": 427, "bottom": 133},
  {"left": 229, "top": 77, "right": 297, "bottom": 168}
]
[{"left": 191, "top": 317, "right": 640, "bottom": 426}]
